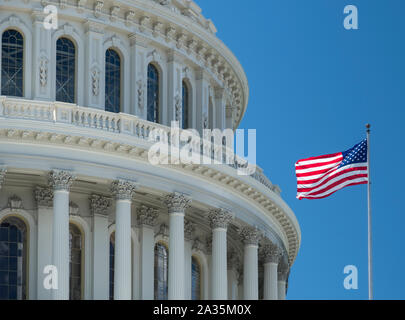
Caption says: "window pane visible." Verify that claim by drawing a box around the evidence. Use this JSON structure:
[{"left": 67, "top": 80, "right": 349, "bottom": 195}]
[
  {"left": 105, "top": 49, "right": 121, "bottom": 113},
  {"left": 191, "top": 257, "right": 201, "bottom": 300},
  {"left": 182, "top": 81, "right": 189, "bottom": 129},
  {"left": 69, "top": 223, "right": 82, "bottom": 300},
  {"left": 147, "top": 64, "right": 159, "bottom": 123},
  {"left": 1, "top": 29, "right": 24, "bottom": 97},
  {"left": 56, "top": 37, "right": 75, "bottom": 103},
  {"left": 0, "top": 218, "right": 27, "bottom": 300},
  {"left": 154, "top": 243, "right": 168, "bottom": 300},
  {"left": 109, "top": 233, "right": 115, "bottom": 300}
]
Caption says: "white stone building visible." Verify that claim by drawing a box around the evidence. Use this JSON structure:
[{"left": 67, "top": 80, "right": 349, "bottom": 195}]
[{"left": 0, "top": 0, "right": 301, "bottom": 300}]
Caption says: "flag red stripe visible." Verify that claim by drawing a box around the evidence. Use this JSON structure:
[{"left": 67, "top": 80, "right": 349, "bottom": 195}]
[
  {"left": 297, "top": 181, "right": 367, "bottom": 200},
  {"left": 296, "top": 166, "right": 368, "bottom": 185},
  {"left": 297, "top": 173, "right": 368, "bottom": 193},
  {"left": 295, "top": 152, "right": 342, "bottom": 164},
  {"left": 295, "top": 157, "right": 343, "bottom": 170},
  {"left": 296, "top": 165, "right": 340, "bottom": 177}
]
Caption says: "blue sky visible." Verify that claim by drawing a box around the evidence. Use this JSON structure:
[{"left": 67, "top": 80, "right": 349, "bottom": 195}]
[{"left": 199, "top": 0, "right": 405, "bottom": 299}]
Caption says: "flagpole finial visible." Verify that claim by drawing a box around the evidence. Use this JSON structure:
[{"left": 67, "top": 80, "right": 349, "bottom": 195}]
[{"left": 366, "top": 124, "right": 371, "bottom": 133}]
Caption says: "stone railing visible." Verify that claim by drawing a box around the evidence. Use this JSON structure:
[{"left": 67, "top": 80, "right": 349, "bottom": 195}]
[{"left": 0, "top": 97, "right": 280, "bottom": 195}]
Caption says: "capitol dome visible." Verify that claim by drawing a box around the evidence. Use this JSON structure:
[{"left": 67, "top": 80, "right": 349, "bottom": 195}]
[{"left": 0, "top": 0, "right": 300, "bottom": 300}]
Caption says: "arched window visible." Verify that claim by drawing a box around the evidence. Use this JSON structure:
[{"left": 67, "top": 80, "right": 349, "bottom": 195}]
[
  {"left": 0, "top": 217, "right": 27, "bottom": 300},
  {"left": 69, "top": 223, "right": 82, "bottom": 300},
  {"left": 56, "top": 37, "right": 76, "bottom": 103},
  {"left": 147, "top": 64, "right": 159, "bottom": 123},
  {"left": 154, "top": 242, "right": 168, "bottom": 300},
  {"left": 109, "top": 232, "right": 115, "bottom": 300},
  {"left": 105, "top": 49, "right": 121, "bottom": 113},
  {"left": 1, "top": 29, "right": 24, "bottom": 97},
  {"left": 182, "top": 81, "right": 190, "bottom": 129},
  {"left": 191, "top": 256, "right": 201, "bottom": 300}
]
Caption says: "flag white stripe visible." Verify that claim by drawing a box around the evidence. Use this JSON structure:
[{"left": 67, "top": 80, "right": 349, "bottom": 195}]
[
  {"left": 295, "top": 154, "right": 343, "bottom": 166},
  {"left": 296, "top": 163, "right": 367, "bottom": 182},
  {"left": 297, "top": 169, "right": 368, "bottom": 194},
  {"left": 295, "top": 162, "right": 341, "bottom": 174},
  {"left": 297, "top": 177, "right": 368, "bottom": 198}
]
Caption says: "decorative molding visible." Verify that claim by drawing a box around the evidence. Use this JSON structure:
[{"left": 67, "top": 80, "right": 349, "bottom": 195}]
[
  {"left": 34, "top": 186, "right": 53, "bottom": 207},
  {"left": 207, "top": 208, "right": 233, "bottom": 230},
  {"left": 239, "top": 226, "right": 262, "bottom": 246},
  {"left": 48, "top": 170, "right": 76, "bottom": 191},
  {"left": 69, "top": 201, "right": 79, "bottom": 216},
  {"left": 0, "top": 168, "right": 6, "bottom": 189},
  {"left": 8, "top": 195, "right": 22, "bottom": 210},
  {"left": 137, "top": 205, "right": 159, "bottom": 227},
  {"left": 163, "top": 192, "right": 191, "bottom": 214},
  {"left": 192, "top": 237, "right": 205, "bottom": 253},
  {"left": 156, "top": 223, "right": 169, "bottom": 239},
  {"left": 184, "top": 219, "right": 195, "bottom": 241},
  {"left": 110, "top": 179, "right": 137, "bottom": 201},
  {"left": 39, "top": 55, "right": 49, "bottom": 87},
  {"left": 91, "top": 66, "right": 100, "bottom": 96},
  {"left": 89, "top": 194, "right": 111, "bottom": 216},
  {"left": 278, "top": 259, "right": 289, "bottom": 281}
]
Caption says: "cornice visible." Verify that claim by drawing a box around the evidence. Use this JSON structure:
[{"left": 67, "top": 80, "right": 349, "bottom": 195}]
[{"left": 0, "top": 123, "right": 300, "bottom": 266}]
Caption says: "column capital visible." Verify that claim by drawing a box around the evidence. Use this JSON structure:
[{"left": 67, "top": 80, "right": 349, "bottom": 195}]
[
  {"left": 277, "top": 259, "right": 289, "bottom": 282},
  {"left": 110, "top": 179, "right": 138, "bottom": 200},
  {"left": 137, "top": 205, "right": 159, "bottom": 227},
  {"left": 239, "top": 226, "right": 262, "bottom": 246},
  {"left": 48, "top": 170, "right": 76, "bottom": 191},
  {"left": 34, "top": 186, "right": 53, "bottom": 207},
  {"left": 90, "top": 194, "right": 112, "bottom": 217},
  {"left": 164, "top": 192, "right": 191, "bottom": 214},
  {"left": 207, "top": 208, "right": 233, "bottom": 230},
  {"left": 261, "top": 239, "right": 281, "bottom": 264},
  {"left": 184, "top": 219, "right": 196, "bottom": 241},
  {"left": 0, "top": 167, "right": 7, "bottom": 189}
]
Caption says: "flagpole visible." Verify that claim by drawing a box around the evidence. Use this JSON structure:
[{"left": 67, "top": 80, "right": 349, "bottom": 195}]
[{"left": 366, "top": 124, "right": 373, "bottom": 300}]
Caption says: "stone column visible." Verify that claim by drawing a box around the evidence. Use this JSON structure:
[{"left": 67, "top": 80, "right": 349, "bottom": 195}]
[
  {"left": 34, "top": 186, "right": 53, "bottom": 300},
  {"left": 240, "top": 226, "right": 262, "bottom": 300},
  {"left": 261, "top": 240, "right": 280, "bottom": 300},
  {"left": 111, "top": 180, "right": 137, "bottom": 300},
  {"left": 207, "top": 208, "right": 233, "bottom": 300},
  {"left": 48, "top": 170, "right": 75, "bottom": 300},
  {"left": 164, "top": 192, "right": 191, "bottom": 300},
  {"left": 195, "top": 68, "right": 210, "bottom": 135},
  {"left": 90, "top": 194, "right": 112, "bottom": 300},
  {"left": 184, "top": 219, "right": 195, "bottom": 300},
  {"left": 214, "top": 87, "right": 226, "bottom": 130},
  {"left": 227, "top": 250, "right": 240, "bottom": 300},
  {"left": 0, "top": 167, "right": 6, "bottom": 190},
  {"left": 167, "top": 50, "right": 184, "bottom": 126},
  {"left": 277, "top": 259, "right": 289, "bottom": 300},
  {"left": 137, "top": 205, "right": 159, "bottom": 300}
]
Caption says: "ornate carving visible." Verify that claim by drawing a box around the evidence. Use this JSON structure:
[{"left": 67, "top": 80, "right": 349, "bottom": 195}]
[
  {"left": 203, "top": 114, "right": 208, "bottom": 129},
  {"left": 207, "top": 208, "right": 233, "bottom": 230},
  {"left": 174, "top": 94, "right": 181, "bottom": 122},
  {"left": 176, "top": 33, "right": 187, "bottom": 49},
  {"left": 34, "top": 186, "right": 53, "bottom": 207},
  {"left": 0, "top": 168, "right": 6, "bottom": 189},
  {"left": 153, "top": 21, "right": 163, "bottom": 37},
  {"left": 192, "top": 237, "right": 205, "bottom": 252},
  {"left": 184, "top": 219, "right": 195, "bottom": 240},
  {"left": 60, "top": 0, "right": 67, "bottom": 9},
  {"left": 156, "top": 223, "right": 169, "bottom": 238},
  {"left": 137, "top": 205, "right": 159, "bottom": 227},
  {"left": 125, "top": 10, "right": 136, "bottom": 27},
  {"left": 239, "top": 226, "right": 262, "bottom": 246},
  {"left": 139, "top": 15, "right": 150, "bottom": 33},
  {"left": 110, "top": 5, "right": 120, "bottom": 22},
  {"left": 8, "top": 195, "right": 22, "bottom": 210},
  {"left": 110, "top": 179, "right": 137, "bottom": 200},
  {"left": 39, "top": 55, "right": 48, "bottom": 87},
  {"left": 136, "top": 80, "right": 144, "bottom": 110},
  {"left": 205, "top": 234, "right": 212, "bottom": 254},
  {"left": 165, "top": 26, "right": 176, "bottom": 42},
  {"left": 261, "top": 239, "right": 280, "bottom": 264},
  {"left": 163, "top": 192, "right": 191, "bottom": 214},
  {"left": 48, "top": 170, "right": 76, "bottom": 191},
  {"left": 94, "top": 1, "right": 104, "bottom": 18},
  {"left": 91, "top": 67, "right": 100, "bottom": 96},
  {"left": 69, "top": 201, "right": 79, "bottom": 215},
  {"left": 89, "top": 194, "right": 111, "bottom": 216}
]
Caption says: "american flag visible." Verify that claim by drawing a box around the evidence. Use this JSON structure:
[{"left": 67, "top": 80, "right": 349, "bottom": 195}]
[{"left": 296, "top": 139, "right": 369, "bottom": 200}]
